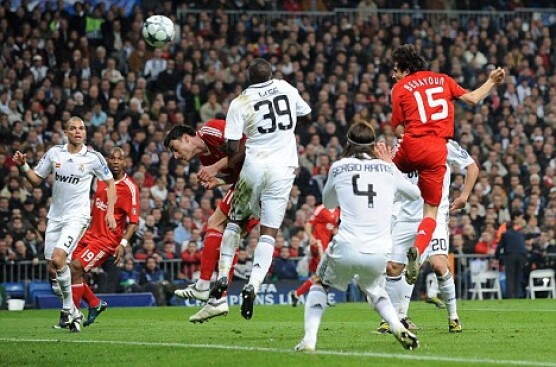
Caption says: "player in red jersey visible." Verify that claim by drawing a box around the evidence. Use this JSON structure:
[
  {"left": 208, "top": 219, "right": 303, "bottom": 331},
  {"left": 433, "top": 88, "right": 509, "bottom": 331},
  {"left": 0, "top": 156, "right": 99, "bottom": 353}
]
[
  {"left": 289, "top": 204, "right": 339, "bottom": 306},
  {"left": 390, "top": 44, "right": 505, "bottom": 284},
  {"left": 164, "top": 120, "right": 259, "bottom": 323},
  {"left": 68, "top": 147, "right": 140, "bottom": 331}
]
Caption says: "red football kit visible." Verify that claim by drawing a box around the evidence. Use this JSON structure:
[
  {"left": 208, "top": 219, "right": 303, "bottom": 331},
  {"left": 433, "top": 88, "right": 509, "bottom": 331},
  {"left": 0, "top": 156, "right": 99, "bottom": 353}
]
[
  {"left": 196, "top": 120, "right": 258, "bottom": 285},
  {"left": 74, "top": 175, "right": 140, "bottom": 271},
  {"left": 308, "top": 204, "right": 340, "bottom": 273},
  {"left": 391, "top": 71, "right": 467, "bottom": 205}
]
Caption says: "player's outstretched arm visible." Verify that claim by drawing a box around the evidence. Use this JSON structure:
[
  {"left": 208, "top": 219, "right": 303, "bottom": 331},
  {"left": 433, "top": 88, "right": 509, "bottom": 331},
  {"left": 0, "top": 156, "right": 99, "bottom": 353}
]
[
  {"left": 13, "top": 151, "right": 43, "bottom": 187},
  {"left": 450, "top": 161, "right": 479, "bottom": 211},
  {"left": 459, "top": 67, "right": 505, "bottom": 105}
]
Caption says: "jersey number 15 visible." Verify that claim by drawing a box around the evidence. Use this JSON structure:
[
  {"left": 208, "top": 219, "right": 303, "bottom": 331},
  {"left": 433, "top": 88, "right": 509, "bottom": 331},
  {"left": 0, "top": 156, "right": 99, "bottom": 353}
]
[
  {"left": 255, "top": 95, "right": 293, "bottom": 134},
  {"left": 413, "top": 87, "right": 448, "bottom": 123}
]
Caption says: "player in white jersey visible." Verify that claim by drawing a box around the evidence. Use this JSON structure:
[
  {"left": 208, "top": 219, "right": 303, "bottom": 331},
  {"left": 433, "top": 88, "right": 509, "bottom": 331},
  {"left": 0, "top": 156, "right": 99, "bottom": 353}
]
[
  {"left": 13, "top": 117, "right": 116, "bottom": 331},
  {"left": 210, "top": 58, "right": 312, "bottom": 320},
  {"left": 295, "top": 122, "right": 421, "bottom": 352},
  {"left": 377, "top": 139, "right": 478, "bottom": 334}
]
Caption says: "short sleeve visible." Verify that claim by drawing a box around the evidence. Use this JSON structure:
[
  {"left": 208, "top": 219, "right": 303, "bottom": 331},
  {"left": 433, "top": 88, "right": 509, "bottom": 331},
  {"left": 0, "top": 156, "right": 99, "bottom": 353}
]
[
  {"left": 224, "top": 99, "right": 245, "bottom": 141},
  {"left": 446, "top": 140, "right": 475, "bottom": 171},
  {"left": 124, "top": 181, "right": 140, "bottom": 224},
  {"left": 92, "top": 152, "right": 113, "bottom": 181},
  {"left": 295, "top": 90, "right": 311, "bottom": 117},
  {"left": 446, "top": 75, "right": 467, "bottom": 99},
  {"left": 34, "top": 149, "right": 53, "bottom": 178}
]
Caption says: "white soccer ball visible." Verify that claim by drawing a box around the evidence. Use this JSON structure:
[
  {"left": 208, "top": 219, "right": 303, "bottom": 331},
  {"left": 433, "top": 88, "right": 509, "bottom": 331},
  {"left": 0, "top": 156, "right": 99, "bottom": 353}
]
[{"left": 142, "top": 15, "right": 175, "bottom": 48}]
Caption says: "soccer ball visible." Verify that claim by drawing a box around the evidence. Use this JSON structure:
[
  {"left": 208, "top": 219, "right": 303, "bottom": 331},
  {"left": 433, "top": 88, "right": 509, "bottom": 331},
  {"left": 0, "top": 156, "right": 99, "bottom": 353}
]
[{"left": 142, "top": 15, "right": 175, "bottom": 48}]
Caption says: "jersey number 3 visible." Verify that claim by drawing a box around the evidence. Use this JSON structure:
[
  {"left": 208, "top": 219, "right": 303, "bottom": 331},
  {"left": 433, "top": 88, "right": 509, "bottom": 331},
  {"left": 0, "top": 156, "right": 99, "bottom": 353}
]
[
  {"left": 255, "top": 95, "right": 293, "bottom": 134},
  {"left": 413, "top": 87, "right": 448, "bottom": 123}
]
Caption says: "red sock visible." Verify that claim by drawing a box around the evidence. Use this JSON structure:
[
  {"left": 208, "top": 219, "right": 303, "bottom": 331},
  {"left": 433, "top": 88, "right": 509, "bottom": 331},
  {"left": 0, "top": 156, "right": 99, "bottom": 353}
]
[
  {"left": 414, "top": 217, "right": 437, "bottom": 255},
  {"left": 200, "top": 228, "right": 223, "bottom": 282},
  {"left": 295, "top": 278, "right": 314, "bottom": 297},
  {"left": 82, "top": 281, "right": 100, "bottom": 308},
  {"left": 72, "top": 283, "right": 84, "bottom": 309}
]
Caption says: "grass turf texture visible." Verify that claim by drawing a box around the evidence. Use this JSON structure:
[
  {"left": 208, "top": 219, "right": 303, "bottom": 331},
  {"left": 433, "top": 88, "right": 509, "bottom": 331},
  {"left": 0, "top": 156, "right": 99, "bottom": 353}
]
[{"left": 1, "top": 299, "right": 555, "bottom": 367}]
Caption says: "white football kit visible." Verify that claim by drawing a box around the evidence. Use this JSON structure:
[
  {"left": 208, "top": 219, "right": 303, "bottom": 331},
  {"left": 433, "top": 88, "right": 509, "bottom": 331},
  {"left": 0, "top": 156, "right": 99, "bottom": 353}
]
[
  {"left": 390, "top": 140, "right": 475, "bottom": 264},
  {"left": 34, "top": 144, "right": 113, "bottom": 260},
  {"left": 317, "top": 156, "right": 420, "bottom": 295},
  {"left": 225, "top": 79, "right": 311, "bottom": 228}
]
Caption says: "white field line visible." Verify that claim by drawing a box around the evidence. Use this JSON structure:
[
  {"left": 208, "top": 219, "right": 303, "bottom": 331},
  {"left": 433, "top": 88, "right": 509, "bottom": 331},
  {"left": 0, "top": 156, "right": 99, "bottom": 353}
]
[{"left": 0, "top": 338, "right": 554, "bottom": 367}]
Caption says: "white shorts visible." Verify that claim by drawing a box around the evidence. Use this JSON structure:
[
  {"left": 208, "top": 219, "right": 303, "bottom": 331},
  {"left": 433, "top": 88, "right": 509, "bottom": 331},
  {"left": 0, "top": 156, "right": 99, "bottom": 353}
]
[
  {"left": 44, "top": 218, "right": 90, "bottom": 260},
  {"left": 420, "top": 222, "right": 449, "bottom": 262},
  {"left": 390, "top": 221, "right": 448, "bottom": 265},
  {"left": 229, "top": 164, "right": 295, "bottom": 229},
  {"left": 317, "top": 240, "right": 389, "bottom": 293}
]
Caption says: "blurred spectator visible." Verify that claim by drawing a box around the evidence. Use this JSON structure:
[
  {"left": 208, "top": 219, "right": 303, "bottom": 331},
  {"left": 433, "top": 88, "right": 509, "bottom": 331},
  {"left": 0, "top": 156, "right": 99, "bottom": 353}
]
[
  {"left": 180, "top": 240, "right": 201, "bottom": 280},
  {"left": 139, "top": 256, "right": 175, "bottom": 306},
  {"left": 272, "top": 246, "right": 299, "bottom": 280},
  {"left": 234, "top": 248, "right": 253, "bottom": 281},
  {"left": 496, "top": 211, "right": 528, "bottom": 298},
  {"left": 119, "top": 257, "right": 142, "bottom": 293}
]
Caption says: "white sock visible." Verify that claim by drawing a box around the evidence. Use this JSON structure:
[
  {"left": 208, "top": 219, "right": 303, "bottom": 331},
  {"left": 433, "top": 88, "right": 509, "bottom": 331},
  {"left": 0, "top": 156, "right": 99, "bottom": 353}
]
[
  {"left": 50, "top": 277, "right": 62, "bottom": 300},
  {"left": 373, "top": 297, "right": 405, "bottom": 333},
  {"left": 248, "top": 236, "right": 275, "bottom": 293},
  {"left": 427, "top": 274, "right": 439, "bottom": 299},
  {"left": 303, "top": 285, "right": 327, "bottom": 348},
  {"left": 398, "top": 275, "right": 415, "bottom": 319},
  {"left": 384, "top": 276, "right": 402, "bottom": 315},
  {"left": 218, "top": 222, "right": 241, "bottom": 279},
  {"left": 438, "top": 271, "right": 458, "bottom": 320},
  {"left": 56, "top": 265, "right": 73, "bottom": 311},
  {"left": 196, "top": 279, "right": 210, "bottom": 291}
]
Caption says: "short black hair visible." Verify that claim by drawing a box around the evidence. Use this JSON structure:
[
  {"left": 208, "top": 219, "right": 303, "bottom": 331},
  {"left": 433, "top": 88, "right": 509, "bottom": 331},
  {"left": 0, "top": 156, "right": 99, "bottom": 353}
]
[
  {"left": 392, "top": 44, "right": 426, "bottom": 74},
  {"left": 164, "top": 124, "right": 196, "bottom": 149},
  {"left": 247, "top": 58, "right": 272, "bottom": 84}
]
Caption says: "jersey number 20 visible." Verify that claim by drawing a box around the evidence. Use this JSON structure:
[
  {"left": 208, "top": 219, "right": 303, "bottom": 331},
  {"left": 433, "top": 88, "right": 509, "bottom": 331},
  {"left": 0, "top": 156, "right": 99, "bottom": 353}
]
[
  {"left": 413, "top": 87, "right": 448, "bottom": 123},
  {"left": 255, "top": 95, "right": 293, "bottom": 134}
]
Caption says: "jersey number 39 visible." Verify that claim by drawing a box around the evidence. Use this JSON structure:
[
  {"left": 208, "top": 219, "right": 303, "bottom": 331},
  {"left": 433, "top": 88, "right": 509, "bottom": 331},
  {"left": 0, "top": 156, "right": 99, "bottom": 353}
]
[{"left": 255, "top": 95, "right": 293, "bottom": 134}]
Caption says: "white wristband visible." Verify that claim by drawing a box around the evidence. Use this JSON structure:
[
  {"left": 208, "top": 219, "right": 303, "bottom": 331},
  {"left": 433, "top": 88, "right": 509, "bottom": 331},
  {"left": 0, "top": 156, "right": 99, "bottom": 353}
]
[
  {"left": 120, "top": 238, "right": 128, "bottom": 248},
  {"left": 19, "top": 163, "right": 30, "bottom": 173}
]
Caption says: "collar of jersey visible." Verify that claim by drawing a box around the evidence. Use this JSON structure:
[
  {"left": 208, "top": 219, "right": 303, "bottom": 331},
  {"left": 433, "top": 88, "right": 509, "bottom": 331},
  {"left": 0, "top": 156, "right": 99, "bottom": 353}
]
[
  {"left": 61, "top": 144, "right": 88, "bottom": 155},
  {"left": 247, "top": 80, "right": 274, "bottom": 89}
]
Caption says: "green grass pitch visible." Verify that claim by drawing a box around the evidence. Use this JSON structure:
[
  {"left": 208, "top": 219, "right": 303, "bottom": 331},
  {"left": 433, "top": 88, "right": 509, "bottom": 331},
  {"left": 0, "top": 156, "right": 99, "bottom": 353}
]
[{"left": 1, "top": 299, "right": 555, "bottom": 367}]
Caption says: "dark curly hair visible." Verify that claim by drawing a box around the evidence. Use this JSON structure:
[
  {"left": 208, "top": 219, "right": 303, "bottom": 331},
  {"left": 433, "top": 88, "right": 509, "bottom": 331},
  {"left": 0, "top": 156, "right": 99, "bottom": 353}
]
[
  {"left": 247, "top": 58, "right": 273, "bottom": 84},
  {"left": 392, "top": 44, "right": 426, "bottom": 74}
]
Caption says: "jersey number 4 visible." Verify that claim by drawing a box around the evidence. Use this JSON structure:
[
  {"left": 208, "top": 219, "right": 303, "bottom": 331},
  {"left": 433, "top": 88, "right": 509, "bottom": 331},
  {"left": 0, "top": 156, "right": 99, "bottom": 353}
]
[
  {"left": 413, "top": 87, "right": 448, "bottom": 123},
  {"left": 255, "top": 95, "right": 293, "bottom": 134},
  {"left": 352, "top": 174, "right": 377, "bottom": 208}
]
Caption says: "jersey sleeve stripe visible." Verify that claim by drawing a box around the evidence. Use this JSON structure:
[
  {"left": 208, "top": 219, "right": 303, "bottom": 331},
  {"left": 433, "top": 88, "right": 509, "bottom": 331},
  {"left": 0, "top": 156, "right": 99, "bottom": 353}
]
[
  {"left": 90, "top": 151, "right": 107, "bottom": 166},
  {"left": 124, "top": 178, "right": 138, "bottom": 206},
  {"left": 200, "top": 127, "right": 223, "bottom": 138}
]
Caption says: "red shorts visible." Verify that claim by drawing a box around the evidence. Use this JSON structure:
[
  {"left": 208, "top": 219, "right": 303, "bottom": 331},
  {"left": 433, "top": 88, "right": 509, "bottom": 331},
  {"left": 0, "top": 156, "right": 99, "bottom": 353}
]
[
  {"left": 73, "top": 240, "right": 114, "bottom": 272},
  {"left": 219, "top": 189, "right": 259, "bottom": 234},
  {"left": 393, "top": 136, "right": 447, "bottom": 206}
]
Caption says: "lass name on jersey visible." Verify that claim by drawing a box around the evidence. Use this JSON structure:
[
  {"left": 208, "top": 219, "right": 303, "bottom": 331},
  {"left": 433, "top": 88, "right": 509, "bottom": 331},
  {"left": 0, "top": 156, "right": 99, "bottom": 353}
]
[
  {"left": 402, "top": 76, "right": 445, "bottom": 92},
  {"left": 332, "top": 163, "right": 392, "bottom": 177}
]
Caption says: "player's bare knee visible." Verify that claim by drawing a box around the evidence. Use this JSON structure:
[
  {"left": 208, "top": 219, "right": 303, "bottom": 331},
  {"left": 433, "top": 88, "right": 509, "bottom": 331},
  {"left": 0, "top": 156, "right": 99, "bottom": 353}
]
[
  {"left": 208, "top": 208, "right": 227, "bottom": 232},
  {"left": 430, "top": 259, "right": 449, "bottom": 276},
  {"left": 386, "top": 261, "right": 404, "bottom": 277},
  {"left": 69, "top": 260, "right": 83, "bottom": 282}
]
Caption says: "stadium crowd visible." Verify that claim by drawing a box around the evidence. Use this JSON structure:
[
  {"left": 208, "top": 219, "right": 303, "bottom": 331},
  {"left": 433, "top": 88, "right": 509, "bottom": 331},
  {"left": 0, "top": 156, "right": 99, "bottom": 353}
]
[{"left": 1, "top": 0, "right": 556, "bottom": 299}]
